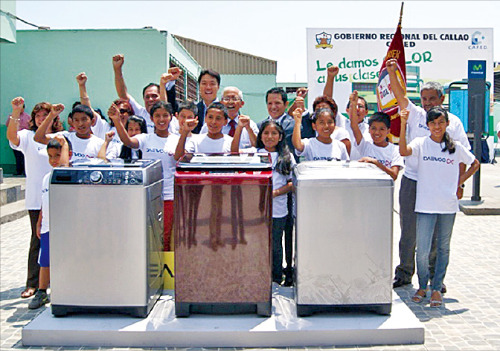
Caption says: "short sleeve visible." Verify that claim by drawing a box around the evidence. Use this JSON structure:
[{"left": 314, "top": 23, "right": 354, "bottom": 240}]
[{"left": 295, "top": 138, "right": 310, "bottom": 156}]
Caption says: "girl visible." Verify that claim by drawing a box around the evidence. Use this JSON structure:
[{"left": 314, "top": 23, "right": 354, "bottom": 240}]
[
  {"left": 292, "top": 107, "right": 349, "bottom": 162},
  {"left": 98, "top": 114, "right": 147, "bottom": 161},
  {"left": 399, "top": 106, "right": 479, "bottom": 308},
  {"left": 111, "top": 101, "right": 178, "bottom": 251},
  {"left": 232, "top": 119, "right": 295, "bottom": 285},
  {"left": 6, "top": 97, "right": 64, "bottom": 298}
]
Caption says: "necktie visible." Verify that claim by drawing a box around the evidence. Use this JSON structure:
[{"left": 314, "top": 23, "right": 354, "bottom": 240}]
[{"left": 228, "top": 119, "right": 236, "bottom": 137}]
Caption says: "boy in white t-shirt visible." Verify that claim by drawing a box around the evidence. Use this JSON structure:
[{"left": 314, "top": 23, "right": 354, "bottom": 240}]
[
  {"left": 34, "top": 104, "right": 104, "bottom": 162},
  {"left": 29, "top": 135, "right": 72, "bottom": 309},
  {"left": 349, "top": 91, "right": 404, "bottom": 180},
  {"left": 292, "top": 107, "right": 349, "bottom": 162}
]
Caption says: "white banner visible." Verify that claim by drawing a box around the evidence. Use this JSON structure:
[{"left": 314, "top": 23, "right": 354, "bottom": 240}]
[{"left": 306, "top": 28, "right": 494, "bottom": 114}]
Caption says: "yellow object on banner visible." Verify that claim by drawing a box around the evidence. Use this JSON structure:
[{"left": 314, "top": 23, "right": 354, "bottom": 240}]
[{"left": 163, "top": 251, "right": 175, "bottom": 290}]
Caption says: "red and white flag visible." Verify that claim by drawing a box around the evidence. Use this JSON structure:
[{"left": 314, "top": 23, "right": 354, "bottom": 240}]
[{"left": 376, "top": 3, "right": 406, "bottom": 142}]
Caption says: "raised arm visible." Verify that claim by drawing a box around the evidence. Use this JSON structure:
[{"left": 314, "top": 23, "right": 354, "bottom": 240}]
[
  {"left": 241, "top": 115, "right": 257, "bottom": 147},
  {"left": 174, "top": 116, "right": 198, "bottom": 160},
  {"left": 34, "top": 104, "right": 64, "bottom": 145},
  {"left": 323, "top": 65, "right": 339, "bottom": 98},
  {"left": 292, "top": 108, "right": 305, "bottom": 152},
  {"left": 76, "top": 72, "right": 100, "bottom": 124},
  {"left": 52, "top": 134, "right": 70, "bottom": 166},
  {"left": 6, "top": 97, "right": 25, "bottom": 146},
  {"left": 287, "top": 88, "right": 307, "bottom": 116},
  {"left": 348, "top": 90, "right": 363, "bottom": 145},
  {"left": 97, "top": 131, "right": 115, "bottom": 161},
  {"left": 386, "top": 59, "right": 409, "bottom": 109},
  {"left": 398, "top": 109, "right": 412, "bottom": 156},
  {"left": 108, "top": 104, "right": 139, "bottom": 149},
  {"left": 112, "top": 54, "right": 130, "bottom": 101}
]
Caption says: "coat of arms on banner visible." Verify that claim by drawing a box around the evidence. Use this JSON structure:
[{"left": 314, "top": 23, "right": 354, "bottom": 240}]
[{"left": 315, "top": 32, "right": 333, "bottom": 49}]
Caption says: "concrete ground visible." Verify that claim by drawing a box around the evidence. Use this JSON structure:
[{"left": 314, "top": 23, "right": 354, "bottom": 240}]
[{"left": 1, "top": 164, "right": 499, "bottom": 350}]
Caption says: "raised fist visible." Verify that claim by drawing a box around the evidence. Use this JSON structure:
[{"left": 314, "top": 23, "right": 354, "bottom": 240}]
[
  {"left": 11, "top": 97, "right": 25, "bottom": 111},
  {"left": 168, "top": 67, "right": 183, "bottom": 81},
  {"left": 76, "top": 72, "right": 87, "bottom": 85},
  {"left": 400, "top": 108, "right": 409, "bottom": 123},
  {"left": 105, "top": 131, "right": 115, "bottom": 142},
  {"left": 160, "top": 73, "right": 174, "bottom": 85},
  {"left": 108, "top": 104, "right": 120, "bottom": 121},
  {"left": 296, "top": 87, "right": 308, "bottom": 98},
  {"left": 292, "top": 108, "right": 304, "bottom": 122},
  {"left": 386, "top": 59, "right": 398, "bottom": 73},
  {"left": 112, "top": 54, "right": 125, "bottom": 69},
  {"left": 327, "top": 65, "right": 339, "bottom": 77},
  {"left": 51, "top": 104, "right": 65, "bottom": 115},
  {"left": 238, "top": 115, "right": 251, "bottom": 128}
]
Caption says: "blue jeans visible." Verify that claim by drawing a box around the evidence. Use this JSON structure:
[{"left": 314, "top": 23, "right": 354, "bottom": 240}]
[{"left": 416, "top": 213, "right": 456, "bottom": 292}]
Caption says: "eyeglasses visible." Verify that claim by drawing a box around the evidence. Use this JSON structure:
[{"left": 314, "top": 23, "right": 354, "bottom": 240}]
[
  {"left": 119, "top": 109, "right": 131, "bottom": 114},
  {"left": 222, "top": 97, "right": 241, "bottom": 102}
]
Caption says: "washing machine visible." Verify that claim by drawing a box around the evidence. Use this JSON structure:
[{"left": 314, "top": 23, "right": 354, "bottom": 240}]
[
  {"left": 293, "top": 161, "right": 393, "bottom": 316},
  {"left": 174, "top": 153, "right": 273, "bottom": 317},
  {"left": 49, "top": 159, "right": 164, "bottom": 317}
]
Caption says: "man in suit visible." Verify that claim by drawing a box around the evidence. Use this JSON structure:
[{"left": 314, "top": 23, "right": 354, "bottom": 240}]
[
  {"left": 193, "top": 69, "right": 221, "bottom": 134},
  {"left": 259, "top": 87, "right": 296, "bottom": 286}
]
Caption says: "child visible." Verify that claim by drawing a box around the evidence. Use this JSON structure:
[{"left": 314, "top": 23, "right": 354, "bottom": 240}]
[
  {"left": 292, "top": 107, "right": 349, "bottom": 161},
  {"left": 98, "top": 113, "right": 147, "bottom": 161},
  {"left": 232, "top": 119, "right": 295, "bottom": 284},
  {"left": 34, "top": 104, "right": 104, "bottom": 162},
  {"left": 111, "top": 101, "right": 178, "bottom": 251},
  {"left": 399, "top": 107, "right": 479, "bottom": 308},
  {"left": 29, "top": 135, "right": 72, "bottom": 309},
  {"left": 349, "top": 91, "right": 404, "bottom": 180}
]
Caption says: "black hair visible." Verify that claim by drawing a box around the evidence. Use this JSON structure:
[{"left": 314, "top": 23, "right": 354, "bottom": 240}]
[
  {"left": 178, "top": 100, "right": 198, "bottom": 116},
  {"left": 69, "top": 104, "right": 94, "bottom": 120},
  {"left": 150, "top": 101, "right": 173, "bottom": 117},
  {"left": 118, "top": 116, "right": 147, "bottom": 160},
  {"left": 346, "top": 95, "right": 368, "bottom": 110},
  {"left": 256, "top": 119, "right": 293, "bottom": 176},
  {"left": 312, "top": 95, "right": 338, "bottom": 115},
  {"left": 47, "top": 136, "right": 73, "bottom": 153},
  {"left": 94, "top": 108, "right": 107, "bottom": 121},
  {"left": 142, "top": 83, "right": 160, "bottom": 97},
  {"left": 312, "top": 108, "right": 336, "bottom": 124},
  {"left": 266, "top": 87, "right": 287, "bottom": 104},
  {"left": 427, "top": 106, "right": 455, "bottom": 154},
  {"left": 206, "top": 102, "right": 228, "bottom": 119},
  {"left": 368, "top": 112, "right": 391, "bottom": 128},
  {"left": 198, "top": 69, "right": 221, "bottom": 86}
]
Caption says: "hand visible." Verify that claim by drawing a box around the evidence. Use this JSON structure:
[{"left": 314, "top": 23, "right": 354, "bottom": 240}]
[
  {"left": 349, "top": 90, "right": 359, "bottom": 104},
  {"left": 112, "top": 54, "right": 124, "bottom": 69},
  {"left": 167, "top": 67, "right": 183, "bottom": 81},
  {"left": 400, "top": 108, "right": 409, "bottom": 124},
  {"left": 327, "top": 65, "right": 339, "bottom": 78},
  {"left": 52, "top": 116, "right": 64, "bottom": 132},
  {"left": 238, "top": 115, "right": 251, "bottom": 129},
  {"left": 292, "top": 108, "right": 304, "bottom": 122},
  {"left": 105, "top": 131, "right": 115, "bottom": 142},
  {"left": 108, "top": 104, "right": 120, "bottom": 122},
  {"left": 51, "top": 104, "right": 65, "bottom": 116},
  {"left": 296, "top": 87, "right": 308, "bottom": 98},
  {"left": 52, "top": 134, "right": 67, "bottom": 147},
  {"left": 295, "top": 96, "right": 305, "bottom": 111},
  {"left": 456, "top": 186, "right": 464, "bottom": 200},
  {"left": 359, "top": 157, "right": 377, "bottom": 165},
  {"left": 180, "top": 116, "right": 198, "bottom": 134},
  {"left": 386, "top": 59, "right": 398, "bottom": 73},
  {"left": 36, "top": 227, "right": 41, "bottom": 240},
  {"left": 11, "top": 97, "right": 24, "bottom": 112},
  {"left": 160, "top": 73, "right": 174, "bottom": 85},
  {"left": 76, "top": 72, "right": 87, "bottom": 86}
]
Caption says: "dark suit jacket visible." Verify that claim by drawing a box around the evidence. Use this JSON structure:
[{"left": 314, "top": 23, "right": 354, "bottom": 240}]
[
  {"left": 193, "top": 101, "right": 205, "bottom": 134},
  {"left": 167, "top": 84, "right": 178, "bottom": 113},
  {"left": 258, "top": 114, "right": 298, "bottom": 162}
]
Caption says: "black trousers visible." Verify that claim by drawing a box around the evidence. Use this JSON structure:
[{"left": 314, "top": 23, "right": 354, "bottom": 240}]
[{"left": 26, "top": 210, "right": 41, "bottom": 289}]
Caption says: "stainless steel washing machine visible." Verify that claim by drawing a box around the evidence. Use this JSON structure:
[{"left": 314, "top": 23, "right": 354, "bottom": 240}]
[
  {"left": 49, "top": 159, "right": 164, "bottom": 317},
  {"left": 293, "top": 161, "right": 394, "bottom": 316}
]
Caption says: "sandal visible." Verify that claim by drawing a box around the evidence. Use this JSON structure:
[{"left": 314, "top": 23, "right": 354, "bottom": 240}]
[
  {"left": 412, "top": 289, "right": 426, "bottom": 303},
  {"left": 430, "top": 290, "right": 443, "bottom": 308},
  {"left": 21, "top": 287, "right": 37, "bottom": 299}
]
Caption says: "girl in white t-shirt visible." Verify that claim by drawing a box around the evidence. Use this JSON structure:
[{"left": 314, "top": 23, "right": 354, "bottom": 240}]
[
  {"left": 232, "top": 119, "right": 294, "bottom": 284},
  {"left": 7, "top": 97, "right": 64, "bottom": 298},
  {"left": 112, "top": 101, "right": 178, "bottom": 251},
  {"left": 399, "top": 106, "right": 479, "bottom": 308},
  {"left": 98, "top": 114, "right": 147, "bottom": 161},
  {"left": 292, "top": 107, "right": 349, "bottom": 162}
]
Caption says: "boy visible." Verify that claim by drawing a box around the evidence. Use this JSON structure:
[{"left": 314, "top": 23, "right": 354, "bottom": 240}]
[
  {"left": 349, "top": 91, "right": 404, "bottom": 181},
  {"left": 34, "top": 104, "right": 104, "bottom": 162},
  {"left": 29, "top": 135, "right": 72, "bottom": 309}
]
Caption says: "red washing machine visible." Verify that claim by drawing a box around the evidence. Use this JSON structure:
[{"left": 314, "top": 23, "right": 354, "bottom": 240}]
[{"left": 174, "top": 153, "right": 273, "bottom": 317}]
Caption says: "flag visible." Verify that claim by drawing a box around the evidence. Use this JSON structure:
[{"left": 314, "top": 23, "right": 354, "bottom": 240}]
[{"left": 376, "top": 3, "right": 406, "bottom": 142}]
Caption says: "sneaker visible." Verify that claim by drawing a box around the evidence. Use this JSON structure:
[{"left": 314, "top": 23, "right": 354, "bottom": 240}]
[{"left": 28, "top": 290, "right": 50, "bottom": 310}]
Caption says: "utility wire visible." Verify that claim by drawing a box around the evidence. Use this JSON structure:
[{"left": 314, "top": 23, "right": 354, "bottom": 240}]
[{"left": 0, "top": 9, "right": 50, "bottom": 30}]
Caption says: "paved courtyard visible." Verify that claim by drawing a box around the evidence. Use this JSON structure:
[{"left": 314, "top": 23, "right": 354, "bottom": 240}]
[{"left": 1, "top": 196, "right": 500, "bottom": 350}]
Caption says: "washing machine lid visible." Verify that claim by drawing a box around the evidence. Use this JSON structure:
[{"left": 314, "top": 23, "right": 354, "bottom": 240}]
[
  {"left": 71, "top": 158, "right": 156, "bottom": 168},
  {"left": 177, "top": 153, "right": 272, "bottom": 171}
]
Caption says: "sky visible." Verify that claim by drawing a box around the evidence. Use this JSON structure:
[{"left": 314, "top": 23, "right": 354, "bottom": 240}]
[{"left": 12, "top": 0, "right": 500, "bottom": 82}]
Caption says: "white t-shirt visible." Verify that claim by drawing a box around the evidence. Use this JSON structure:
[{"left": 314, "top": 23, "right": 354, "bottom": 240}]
[
  {"left": 258, "top": 149, "right": 295, "bottom": 218},
  {"left": 332, "top": 127, "right": 350, "bottom": 142},
  {"left": 403, "top": 101, "right": 470, "bottom": 180},
  {"left": 409, "top": 136, "right": 475, "bottom": 214},
  {"left": 201, "top": 115, "right": 259, "bottom": 150},
  {"left": 345, "top": 119, "right": 372, "bottom": 161},
  {"left": 40, "top": 172, "right": 51, "bottom": 233},
  {"left": 185, "top": 134, "right": 233, "bottom": 153},
  {"left": 105, "top": 142, "right": 140, "bottom": 160},
  {"left": 357, "top": 139, "right": 404, "bottom": 169},
  {"left": 58, "top": 131, "right": 104, "bottom": 163},
  {"left": 296, "top": 137, "right": 349, "bottom": 161},
  {"left": 135, "top": 133, "right": 178, "bottom": 201},
  {"left": 91, "top": 118, "right": 123, "bottom": 146},
  {"left": 9, "top": 130, "right": 52, "bottom": 210}
]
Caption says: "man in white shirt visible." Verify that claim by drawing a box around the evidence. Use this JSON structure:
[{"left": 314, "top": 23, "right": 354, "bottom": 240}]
[{"left": 386, "top": 59, "right": 470, "bottom": 290}]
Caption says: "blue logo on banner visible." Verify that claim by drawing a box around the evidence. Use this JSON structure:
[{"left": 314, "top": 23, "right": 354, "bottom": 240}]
[{"left": 468, "top": 60, "right": 486, "bottom": 79}]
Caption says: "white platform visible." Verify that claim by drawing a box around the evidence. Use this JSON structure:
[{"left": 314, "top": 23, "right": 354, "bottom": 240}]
[{"left": 23, "top": 287, "right": 424, "bottom": 348}]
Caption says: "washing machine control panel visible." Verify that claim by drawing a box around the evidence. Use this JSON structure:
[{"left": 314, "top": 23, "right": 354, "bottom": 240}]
[{"left": 52, "top": 169, "right": 144, "bottom": 185}]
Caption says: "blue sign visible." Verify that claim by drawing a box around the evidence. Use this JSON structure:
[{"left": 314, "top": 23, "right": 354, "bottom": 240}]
[{"left": 468, "top": 60, "right": 486, "bottom": 79}]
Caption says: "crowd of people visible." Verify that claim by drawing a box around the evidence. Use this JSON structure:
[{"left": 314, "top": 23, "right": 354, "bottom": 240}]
[{"left": 7, "top": 55, "right": 479, "bottom": 310}]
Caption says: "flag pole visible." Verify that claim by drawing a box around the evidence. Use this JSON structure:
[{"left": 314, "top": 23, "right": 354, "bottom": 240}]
[{"left": 398, "top": 2, "right": 404, "bottom": 26}]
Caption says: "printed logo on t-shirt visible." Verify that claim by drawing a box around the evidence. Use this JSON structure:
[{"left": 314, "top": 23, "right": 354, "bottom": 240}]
[
  {"left": 146, "top": 148, "right": 166, "bottom": 154},
  {"left": 423, "top": 155, "right": 454, "bottom": 165},
  {"left": 313, "top": 156, "right": 340, "bottom": 161},
  {"left": 73, "top": 152, "right": 95, "bottom": 159},
  {"left": 418, "top": 123, "right": 430, "bottom": 131},
  {"left": 37, "top": 146, "right": 45, "bottom": 151},
  {"left": 41, "top": 187, "right": 49, "bottom": 194},
  {"left": 369, "top": 156, "right": 392, "bottom": 167}
]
